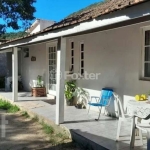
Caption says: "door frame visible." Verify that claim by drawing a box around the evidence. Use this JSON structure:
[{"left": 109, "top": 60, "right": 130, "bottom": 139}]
[{"left": 46, "top": 40, "right": 58, "bottom": 96}]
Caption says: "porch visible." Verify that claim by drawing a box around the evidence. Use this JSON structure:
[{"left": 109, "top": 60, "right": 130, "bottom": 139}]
[
  {"left": 0, "top": 38, "right": 65, "bottom": 125},
  {"left": 0, "top": 92, "right": 147, "bottom": 150}
]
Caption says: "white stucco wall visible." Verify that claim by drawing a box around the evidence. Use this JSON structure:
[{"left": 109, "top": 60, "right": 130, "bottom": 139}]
[
  {"left": 18, "top": 19, "right": 150, "bottom": 116},
  {"left": 30, "top": 20, "right": 54, "bottom": 34},
  {"left": 31, "top": 24, "right": 41, "bottom": 34},
  {"left": 40, "top": 20, "right": 54, "bottom": 31},
  {"left": 20, "top": 43, "right": 47, "bottom": 91},
  {"left": 66, "top": 21, "right": 150, "bottom": 116}
]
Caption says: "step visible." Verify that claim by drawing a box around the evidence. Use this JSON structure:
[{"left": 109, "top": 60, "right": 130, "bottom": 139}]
[
  {"left": 70, "top": 129, "right": 108, "bottom": 150},
  {"left": 47, "top": 94, "right": 56, "bottom": 99}
]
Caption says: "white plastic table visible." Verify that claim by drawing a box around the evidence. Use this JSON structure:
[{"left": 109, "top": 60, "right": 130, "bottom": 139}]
[
  {"left": 127, "top": 100, "right": 150, "bottom": 149},
  {"left": 127, "top": 100, "right": 150, "bottom": 119}
]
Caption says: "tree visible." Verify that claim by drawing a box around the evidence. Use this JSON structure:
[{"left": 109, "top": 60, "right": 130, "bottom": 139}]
[
  {"left": 0, "top": 0, "right": 36, "bottom": 34},
  {"left": 0, "top": 31, "right": 28, "bottom": 40}
]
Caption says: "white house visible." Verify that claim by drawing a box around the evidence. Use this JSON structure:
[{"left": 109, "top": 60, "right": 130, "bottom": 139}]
[
  {"left": 26, "top": 19, "right": 55, "bottom": 34},
  {"left": 5, "top": 19, "right": 55, "bottom": 91},
  {"left": 0, "top": 0, "right": 150, "bottom": 124}
]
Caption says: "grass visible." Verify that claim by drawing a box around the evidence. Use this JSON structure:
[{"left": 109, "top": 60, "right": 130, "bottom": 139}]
[
  {"left": 49, "top": 137, "right": 58, "bottom": 145},
  {"left": 21, "top": 111, "right": 30, "bottom": 118},
  {"left": 0, "top": 99, "right": 70, "bottom": 146},
  {"left": 56, "top": 133, "right": 64, "bottom": 138},
  {"left": 41, "top": 121, "right": 54, "bottom": 134},
  {"left": 32, "top": 115, "right": 39, "bottom": 122},
  {"left": 0, "top": 99, "right": 20, "bottom": 113},
  {"left": 40, "top": 121, "right": 69, "bottom": 145}
]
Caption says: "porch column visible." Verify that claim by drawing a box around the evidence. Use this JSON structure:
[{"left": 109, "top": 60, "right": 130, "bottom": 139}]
[
  {"left": 12, "top": 47, "right": 18, "bottom": 102},
  {"left": 56, "top": 37, "right": 66, "bottom": 125}
]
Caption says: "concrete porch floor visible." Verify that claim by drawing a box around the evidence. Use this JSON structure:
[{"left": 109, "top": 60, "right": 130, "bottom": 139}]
[{"left": 0, "top": 92, "right": 147, "bottom": 150}]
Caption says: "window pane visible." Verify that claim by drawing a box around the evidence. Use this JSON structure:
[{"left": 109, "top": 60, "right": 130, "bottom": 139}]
[
  {"left": 49, "top": 66, "right": 53, "bottom": 71},
  {"left": 81, "top": 52, "right": 84, "bottom": 59},
  {"left": 81, "top": 44, "right": 84, "bottom": 52},
  {"left": 71, "top": 65, "right": 74, "bottom": 71},
  {"left": 81, "top": 69, "right": 84, "bottom": 75},
  {"left": 145, "top": 47, "right": 150, "bottom": 61},
  {"left": 145, "top": 31, "right": 150, "bottom": 45},
  {"left": 53, "top": 60, "right": 56, "bottom": 65},
  {"left": 51, "top": 47, "right": 54, "bottom": 52},
  {"left": 144, "top": 63, "right": 150, "bottom": 77},
  {"left": 49, "top": 47, "right": 50, "bottom": 53},
  {"left": 49, "top": 53, "right": 53, "bottom": 59},
  {"left": 49, "top": 84, "right": 54, "bottom": 90},
  {"left": 49, "top": 60, "right": 52, "bottom": 64},
  {"left": 72, "top": 58, "right": 74, "bottom": 64},
  {"left": 50, "top": 72, "right": 55, "bottom": 79},
  {"left": 53, "top": 53, "right": 56, "bottom": 59},
  {"left": 53, "top": 47, "right": 56, "bottom": 52},
  {"left": 50, "top": 60, "right": 54, "bottom": 65},
  {"left": 71, "top": 50, "right": 74, "bottom": 57},
  {"left": 71, "top": 42, "right": 74, "bottom": 49},
  {"left": 81, "top": 61, "right": 84, "bottom": 68}
]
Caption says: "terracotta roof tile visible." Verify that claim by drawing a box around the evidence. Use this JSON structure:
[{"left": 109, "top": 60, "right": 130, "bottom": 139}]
[{"left": 1, "top": 0, "right": 147, "bottom": 45}]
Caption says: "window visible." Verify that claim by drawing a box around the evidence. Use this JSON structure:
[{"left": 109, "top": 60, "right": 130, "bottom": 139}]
[
  {"left": 80, "top": 43, "right": 84, "bottom": 75},
  {"left": 23, "top": 47, "right": 29, "bottom": 58},
  {"left": 70, "top": 42, "right": 74, "bottom": 73},
  {"left": 143, "top": 30, "right": 150, "bottom": 77}
]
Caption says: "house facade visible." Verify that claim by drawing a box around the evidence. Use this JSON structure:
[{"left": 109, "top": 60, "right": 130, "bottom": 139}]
[
  {"left": 5, "top": 19, "right": 55, "bottom": 91},
  {"left": 0, "top": 0, "right": 150, "bottom": 124},
  {"left": 26, "top": 19, "right": 55, "bottom": 34}
]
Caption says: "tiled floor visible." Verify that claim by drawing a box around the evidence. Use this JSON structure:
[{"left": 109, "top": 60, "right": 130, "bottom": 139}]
[{"left": 0, "top": 92, "right": 147, "bottom": 150}]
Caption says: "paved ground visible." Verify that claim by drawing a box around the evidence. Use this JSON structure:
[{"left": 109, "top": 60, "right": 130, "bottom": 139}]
[
  {"left": 0, "top": 92, "right": 147, "bottom": 150},
  {"left": 0, "top": 110, "right": 81, "bottom": 150}
]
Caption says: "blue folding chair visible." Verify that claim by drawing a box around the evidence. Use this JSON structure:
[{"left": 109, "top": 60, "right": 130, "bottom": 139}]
[{"left": 88, "top": 88, "right": 113, "bottom": 121}]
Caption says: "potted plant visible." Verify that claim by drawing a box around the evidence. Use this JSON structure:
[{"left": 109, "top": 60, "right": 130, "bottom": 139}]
[
  {"left": 65, "top": 80, "right": 76, "bottom": 106},
  {"left": 37, "top": 75, "right": 42, "bottom": 87},
  {"left": 75, "top": 87, "right": 89, "bottom": 109}
]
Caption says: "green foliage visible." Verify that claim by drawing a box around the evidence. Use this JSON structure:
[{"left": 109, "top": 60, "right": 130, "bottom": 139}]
[
  {"left": 56, "top": 132, "right": 69, "bottom": 140},
  {"left": 37, "top": 75, "right": 42, "bottom": 87},
  {"left": 21, "top": 111, "right": 30, "bottom": 118},
  {"left": 0, "top": 99, "right": 20, "bottom": 113},
  {"left": 0, "top": 31, "right": 28, "bottom": 40},
  {"left": 65, "top": 80, "right": 76, "bottom": 100},
  {"left": 76, "top": 88, "right": 89, "bottom": 103},
  {"left": 56, "top": 133, "right": 64, "bottom": 138},
  {"left": 41, "top": 121, "right": 54, "bottom": 135},
  {"left": 0, "top": 0, "right": 36, "bottom": 34},
  {"left": 75, "top": 87, "right": 89, "bottom": 108},
  {"left": 32, "top": 115, "right": 39, "bottom": 122}
]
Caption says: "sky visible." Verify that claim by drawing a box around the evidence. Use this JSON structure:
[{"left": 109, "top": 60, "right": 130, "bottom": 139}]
[
  {"left": 1, "top": 0, "right": 103, "bottom": 32},
  {"left": 34, "top": 0, "right": 102, "bottom": 22}
]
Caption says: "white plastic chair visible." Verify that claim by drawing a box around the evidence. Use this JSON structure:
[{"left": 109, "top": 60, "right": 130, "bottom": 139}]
[
  {"left": 130, "top": 117, "right": 150, "bottom": 149},
  {"left": 114, "top": 93, "right": 143, "bottom": 143}
]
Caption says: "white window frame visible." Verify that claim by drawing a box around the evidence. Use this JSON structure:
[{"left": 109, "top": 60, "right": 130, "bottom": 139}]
[
  {"left": 141, "top": 26, "right": 150, "bottom": 80},
  {"left": 80, "top": 42, "right": 84, "bottom": 75},
  {"left": 46, "top": 40, "right": 58, "bottom": 95}
]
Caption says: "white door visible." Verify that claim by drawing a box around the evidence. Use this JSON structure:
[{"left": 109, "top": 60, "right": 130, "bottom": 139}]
[{"left": 47, "top": 43, "right": 57, "bottom": 95}]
